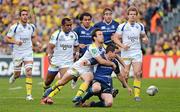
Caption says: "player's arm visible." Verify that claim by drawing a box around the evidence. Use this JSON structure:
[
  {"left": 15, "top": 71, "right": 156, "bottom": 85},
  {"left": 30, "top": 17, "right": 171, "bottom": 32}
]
[
  {"left": 4, "top": 36, "right": 22, "bottom": 45},
  {"left": 114, "top": 60, "right": 132, "bottom": 95},
  {"left": 141, "top": 33, "right": 149, "bottom": 44},
  {"left": 115, "top": 54, "right": 129, "bottom": 74},
  {"left": 46, "top": 43, "right": 55, "bottom": 64},
  {"left": 95, "top": 55, "right": 116, "bottom": 70},
  {"left": 74, "top": 45, "right": 80, "bottom": 62},
  {"left": 117, "top": 74, "right": 132, "bottom": 95},
  {"left": 112, "top": 33, "right": 130, "bottom": 50}
]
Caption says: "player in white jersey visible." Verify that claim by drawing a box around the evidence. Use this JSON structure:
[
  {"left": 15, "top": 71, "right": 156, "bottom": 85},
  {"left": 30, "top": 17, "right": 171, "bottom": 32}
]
[
  {"left": 4, "top": 8, "right": 36, "bottom": 100},
  {"left": 41, "top": 29, "right": 116, "bottom": 105},
  {"left": 112, "top": 6, "right": 149, "bottom": 101},
  {"left": 43, "top": 18, "right": 79, "bottom": 97}
]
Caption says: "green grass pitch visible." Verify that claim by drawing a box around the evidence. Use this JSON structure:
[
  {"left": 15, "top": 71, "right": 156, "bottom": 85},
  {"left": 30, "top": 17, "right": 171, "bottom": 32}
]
[{"left": 0, "top": 77, "right": 180, "bottom": 112}]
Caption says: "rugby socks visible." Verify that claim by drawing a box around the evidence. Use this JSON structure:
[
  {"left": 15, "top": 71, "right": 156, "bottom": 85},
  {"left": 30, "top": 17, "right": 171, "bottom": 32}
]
[
  {"left": 90, "top": 101, "right": 105, "bottom": 107},
  {"left": 133, "top": 79, "right": 141, "bottom": 97},
  {"left": 26, "top": 77, "right": 32, "bottom": 95},
  {"left": 48, "top": 81, "right": 63, "bottom": 98},
  {"left": 81, "top": 87, "right": 94, "bottom": 103},
  {"left": 75, "top": 82, "right": 88, "bottom": 97},
  {"left": 43, "top": 82, "right": 50, "bottom": 92}
]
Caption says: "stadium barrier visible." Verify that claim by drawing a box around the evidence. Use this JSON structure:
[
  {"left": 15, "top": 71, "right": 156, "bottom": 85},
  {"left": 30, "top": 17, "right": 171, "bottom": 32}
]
[
  {"left": 143, "top": 55, "right": 180, "bottom": 78},
  {"left": 0, "top": 55, "right": 179, "bottom": 78},
  {"left": 0, "top": 56, "right": 42, "bottom": 77}
]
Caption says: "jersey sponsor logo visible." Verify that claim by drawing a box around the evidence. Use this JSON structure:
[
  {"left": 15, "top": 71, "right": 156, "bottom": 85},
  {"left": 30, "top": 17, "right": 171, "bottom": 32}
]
[
  {"left": 135, "top": 25, "right": 139, "bottom": 29},
  {"left": 60, "top": 44, "right": 72, "bottom": 50},
  {"left": 91, "top": 49, "right": 97, "bottom": 55},
  {"left": 111, "top": 25, "right": 115, "bottom": 29},
  {"left": 20, "top": 38, "right": 30, "bottom": 43},
  {"left": 28, "top": 27, "right": 31, "bottom": 30},
  {"left": 81, "top": 31, "right": 86, "bottom": 34},
  {"left": 127, "top": 36, "right": 138, "bottom": 43},
  {"left": 101, "top": 26, "right": 106, "bottom": 30}
]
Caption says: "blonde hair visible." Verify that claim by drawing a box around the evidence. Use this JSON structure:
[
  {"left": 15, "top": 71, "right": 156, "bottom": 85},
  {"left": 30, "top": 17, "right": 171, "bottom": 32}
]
[{"left": 127, "top": 6, "right": 138, "bottom": 15}]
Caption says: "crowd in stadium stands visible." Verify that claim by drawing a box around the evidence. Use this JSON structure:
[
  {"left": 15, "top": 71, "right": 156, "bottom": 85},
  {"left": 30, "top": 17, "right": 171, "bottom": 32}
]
[{"left": 0, "top": 0, "right": 179, "bottom": 56}]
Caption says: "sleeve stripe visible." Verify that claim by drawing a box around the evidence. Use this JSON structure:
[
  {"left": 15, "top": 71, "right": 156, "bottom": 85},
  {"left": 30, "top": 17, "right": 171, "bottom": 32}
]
[
  {"left": 121, "top": 22, "right": 127, "bottom": 31},
  {"left": 14, "top": 23, "right": 19, "bottom": 33}
]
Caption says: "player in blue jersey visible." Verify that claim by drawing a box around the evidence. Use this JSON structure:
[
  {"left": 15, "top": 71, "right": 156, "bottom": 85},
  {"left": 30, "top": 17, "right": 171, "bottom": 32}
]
[
  {"left": 74, "top": 12, "right": 95, "bottom": 57},
  {"left": 94, "top": 8, "right": 119, "bottom": 45},
  {"left": 72, "top": 12, "right": 95, "bottom": 89},
  {"left": 79, "top": 44, "right": 132, "bottom": 107}
]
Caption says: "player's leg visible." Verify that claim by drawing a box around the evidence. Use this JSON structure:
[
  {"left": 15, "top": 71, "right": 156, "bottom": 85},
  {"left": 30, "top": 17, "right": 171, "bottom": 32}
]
[
  {"left": 120, "top": 60, "right": 131, "bottom": 86},
  {"left": 73, "top": 72, "right": 94, "bottom": 103},
  {"left": 85, "top": 92, "right": 113, "bottom": 107},
  {"left": 81, "top": 81, "right": 101, "bottom": 104},
  {"left": 48, "top": 67, "right": 68, "bottom": 98},
  {"left": 43, "top": 65, "right": 59, "bottom": 91},
  {"left": 9, "top": 56, "right": 23, "bottom": 84},
  {"left": 24, "top": 61, "right": 33, "bottom": 100},
  {"left": 132, "top": 61, "right": 142, "bottom": 101},
  {"left": 43, "top": 68, "right": 78, "bottom": 98}
]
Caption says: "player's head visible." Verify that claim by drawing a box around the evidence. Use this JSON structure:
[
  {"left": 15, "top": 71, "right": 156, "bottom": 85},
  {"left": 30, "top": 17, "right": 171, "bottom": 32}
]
[
  {"left": 106, "top": 43, "right": 118, "bottom": 60},
  {"left": 61, "top": 17, "right": 72, "bottom": 33},
  {"left": 127, "top": 6, "right": 138, "bottom": 23},
  {"left": 92, "top": 28, "right": 104, "bottom": 44},
  {"left": 103, "top": 7, "right": 113, "bottom": 23},
  {"left": 19, "top": 9, "right": 29, "bottom": 24},
  {"left": 80, "top": 12, "right": 92, "bottom": 28}
]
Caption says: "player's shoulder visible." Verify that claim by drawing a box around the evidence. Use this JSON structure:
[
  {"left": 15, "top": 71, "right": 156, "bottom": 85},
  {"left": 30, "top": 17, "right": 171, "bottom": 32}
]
[
  {"left": 94, "top": 21, "right": 103, "bottom": 27},
  {"left": 117, "top": 22, "right": 128, "bottom": 30},
  {"left": 88, "top": 43, "right": 98, "bottom": 50},
  {"left": 9, "top": 23, "right": 19, "bottom": 29},
  {"left": 136, "top": 22, "right": 145, "bottom": 30},
  {"left": 73, "top": 25, "right": 81, "bottom": 31},
  {"left": 112, "top": 20, "right": 119, "bottom": 25},
  {"left": 52, "top": 29, "right": 61, "bottom": 35}
]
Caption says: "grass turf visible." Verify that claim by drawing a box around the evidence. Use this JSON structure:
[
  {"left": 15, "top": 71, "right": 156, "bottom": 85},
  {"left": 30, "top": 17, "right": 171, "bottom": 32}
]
[{"left": 0, "top": 77, "right": 180, "bottom": 112}]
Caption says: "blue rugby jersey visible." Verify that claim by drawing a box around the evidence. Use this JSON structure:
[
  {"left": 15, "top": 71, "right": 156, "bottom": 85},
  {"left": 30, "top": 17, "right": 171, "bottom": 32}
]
[
  {"left": 94, "top": 20, "right": 119, "bottom": 44},
  {"left": 74, "top": 25, "right": 95, "bottom": 56}
]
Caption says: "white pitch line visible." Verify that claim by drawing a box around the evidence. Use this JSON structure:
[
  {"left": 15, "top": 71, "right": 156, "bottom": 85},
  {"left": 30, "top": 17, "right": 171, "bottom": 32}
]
[{"left": 9, "top": 86, "right": 22, "bottom": 90}]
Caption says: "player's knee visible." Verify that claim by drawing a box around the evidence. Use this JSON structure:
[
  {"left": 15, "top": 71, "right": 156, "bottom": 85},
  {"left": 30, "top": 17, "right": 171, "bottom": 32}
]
[
  {"left": 26, "top": 68, "right": 32, "bottom": 77},
  {"left": 14, "top": 72, "right": 21, "bottom": 78},
  {"left": 105, "top": 101, "right": 113, "bottom": 107},
  {"left": 134, "top": 71, "right": 142, "bottom": 78},
  {"left": 92, "top": 85, "right": 101, "bottom": 93}
]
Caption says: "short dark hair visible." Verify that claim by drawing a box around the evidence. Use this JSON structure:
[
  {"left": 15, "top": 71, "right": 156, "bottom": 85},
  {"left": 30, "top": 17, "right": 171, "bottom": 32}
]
[
  {"left": 79, "top": 12, "right": 92, "bottom": 21},
  {"left": 91, "top": 28, "right": 102, "bottom": 42},
  {"left": 61, "top": 17, "right": 71, "bottom": 25},
  {"left": 106, "top": 43, "right": 118, "bottom": 53},
  {"left": 103, "top": 7, "right": 112, "bottom": 15}
]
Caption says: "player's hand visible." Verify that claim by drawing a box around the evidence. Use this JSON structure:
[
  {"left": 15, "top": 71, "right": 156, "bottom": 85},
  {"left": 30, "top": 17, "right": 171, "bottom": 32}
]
[
  {"left": 15, "top": 40, "right": 23, "bottom": 46},
  {"left": 79, "top": 44, "right": 86, "bottom": 49},
  {"left": 127, "top": 87, "right": 133, "bottom": 95},
  {"left": 123, "top": 44, "right": 130, "bottom": 51},
  {"left": 74, "top": 52, "right": 79, "bottom": 62},
  {"left": 80, "top": 60, "right": 89, "bottom": 66},
  {"left": 111, "top": 62, "right": 116, "bottom": 70}
]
